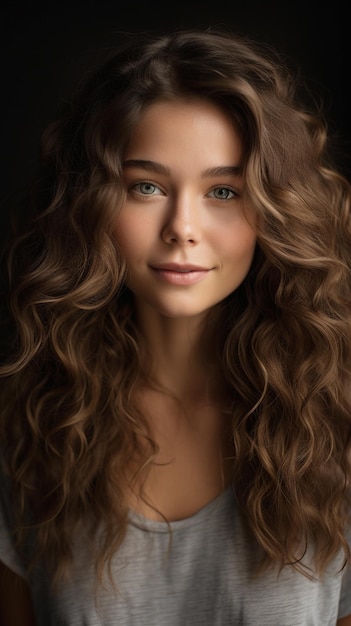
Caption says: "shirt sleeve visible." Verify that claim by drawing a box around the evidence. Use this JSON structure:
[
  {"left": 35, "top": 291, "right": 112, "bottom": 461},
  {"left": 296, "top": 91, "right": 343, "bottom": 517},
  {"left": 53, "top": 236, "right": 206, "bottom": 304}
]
[{"left": 338, "top": 554, "right": 351, "bottom": 619}]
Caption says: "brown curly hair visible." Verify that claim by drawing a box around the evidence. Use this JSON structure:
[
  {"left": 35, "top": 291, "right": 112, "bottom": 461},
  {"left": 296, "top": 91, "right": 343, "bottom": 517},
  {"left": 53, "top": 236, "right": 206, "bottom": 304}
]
[{"left": 1, "top": 27, "right": 350, "bottom": 588}]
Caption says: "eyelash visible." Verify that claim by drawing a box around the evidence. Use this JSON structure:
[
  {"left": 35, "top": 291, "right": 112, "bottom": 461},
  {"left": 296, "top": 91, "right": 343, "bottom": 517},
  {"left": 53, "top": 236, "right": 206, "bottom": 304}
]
[{"left": 129, "top": 181, "right": 241, "bottom": 200}]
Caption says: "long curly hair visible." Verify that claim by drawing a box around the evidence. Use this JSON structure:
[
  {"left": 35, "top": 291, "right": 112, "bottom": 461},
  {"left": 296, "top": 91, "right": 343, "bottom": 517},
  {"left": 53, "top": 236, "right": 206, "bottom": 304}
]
[{"left": 1, "top": 28, "right": 351, "bottom": 588}]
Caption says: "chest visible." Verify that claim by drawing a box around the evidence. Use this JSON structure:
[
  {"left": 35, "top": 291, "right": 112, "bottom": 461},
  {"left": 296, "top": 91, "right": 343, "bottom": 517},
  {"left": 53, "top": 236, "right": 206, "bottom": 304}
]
[{"left": 126, "top": 397, "right": 234, "bottom": 521}]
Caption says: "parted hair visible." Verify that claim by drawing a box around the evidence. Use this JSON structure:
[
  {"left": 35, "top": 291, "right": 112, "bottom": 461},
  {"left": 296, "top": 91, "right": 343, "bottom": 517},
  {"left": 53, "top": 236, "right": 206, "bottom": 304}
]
[{"left": 1, "top": 27, "right": 351, "bottom": 587}]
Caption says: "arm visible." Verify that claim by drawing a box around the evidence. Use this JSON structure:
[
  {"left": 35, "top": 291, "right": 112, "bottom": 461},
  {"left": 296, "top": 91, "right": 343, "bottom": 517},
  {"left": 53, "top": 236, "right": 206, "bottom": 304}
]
[
  {"left": 0, "top": 560, "right": 37, "bottom": 626},
  {"left": 337, "top": 617, "right": 351, "bottom": 626}
]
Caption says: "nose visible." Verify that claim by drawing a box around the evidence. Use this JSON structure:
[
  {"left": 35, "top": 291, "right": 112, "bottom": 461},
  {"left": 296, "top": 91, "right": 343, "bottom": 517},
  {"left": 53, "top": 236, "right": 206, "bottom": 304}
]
[{"left": 161, "top": 194, "right": 201, "bottom": 246}]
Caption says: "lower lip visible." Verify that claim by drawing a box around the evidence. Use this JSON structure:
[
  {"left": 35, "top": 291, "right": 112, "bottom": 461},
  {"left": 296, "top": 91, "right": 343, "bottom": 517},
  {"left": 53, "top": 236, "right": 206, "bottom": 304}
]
[{"left": 150, "top": 268, "right": 210, "bottom": 285}]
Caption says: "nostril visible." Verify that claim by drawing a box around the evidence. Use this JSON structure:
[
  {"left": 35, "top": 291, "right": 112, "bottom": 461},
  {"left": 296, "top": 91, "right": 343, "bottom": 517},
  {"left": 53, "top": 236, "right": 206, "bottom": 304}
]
[{"left": 165, "top": 235, "right": 198, "bottom": 245}]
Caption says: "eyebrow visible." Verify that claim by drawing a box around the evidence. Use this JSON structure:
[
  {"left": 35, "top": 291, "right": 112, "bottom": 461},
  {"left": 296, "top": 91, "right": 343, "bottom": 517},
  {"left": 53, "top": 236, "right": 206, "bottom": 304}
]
[{"left": 123, "top": 159, "right": 242, "bottom": 177}]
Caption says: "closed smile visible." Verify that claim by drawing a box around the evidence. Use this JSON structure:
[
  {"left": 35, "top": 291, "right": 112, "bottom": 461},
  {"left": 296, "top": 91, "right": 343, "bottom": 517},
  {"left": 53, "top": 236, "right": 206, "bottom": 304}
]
[{"left": 149, "top": 263, "right": 211, "bottom": 285}]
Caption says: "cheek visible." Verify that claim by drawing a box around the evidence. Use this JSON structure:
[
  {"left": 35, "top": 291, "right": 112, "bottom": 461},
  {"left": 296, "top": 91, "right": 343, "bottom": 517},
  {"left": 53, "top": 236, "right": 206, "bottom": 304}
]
[
  {"left": 114, "top": 215, "right": 146, "bottom": 258},
  {"left": 220, "top": 225, "right": 257, "bottom": 266}
]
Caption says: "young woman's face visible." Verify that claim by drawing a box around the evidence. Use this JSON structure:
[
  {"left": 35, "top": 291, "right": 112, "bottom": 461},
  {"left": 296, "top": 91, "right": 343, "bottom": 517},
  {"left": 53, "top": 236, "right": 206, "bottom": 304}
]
[{"left": 115, "top": 98, "right": 257, "bottom": 321}]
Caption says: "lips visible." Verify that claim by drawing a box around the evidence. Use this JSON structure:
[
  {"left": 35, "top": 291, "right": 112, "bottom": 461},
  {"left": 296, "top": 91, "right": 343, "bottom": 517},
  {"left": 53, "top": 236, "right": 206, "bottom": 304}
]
[
  {"left": 149, "top": 263, "right": 211, "bottom": 285},
  {"left": 150, "top": 263, "right": 209, "bottom": 272}
]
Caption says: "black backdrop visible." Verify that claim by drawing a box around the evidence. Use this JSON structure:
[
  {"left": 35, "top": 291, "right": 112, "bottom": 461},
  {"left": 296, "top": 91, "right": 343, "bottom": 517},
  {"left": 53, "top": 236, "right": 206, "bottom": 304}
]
[{"left": 1, "top": 0, "right": 350, "bottom": 235}]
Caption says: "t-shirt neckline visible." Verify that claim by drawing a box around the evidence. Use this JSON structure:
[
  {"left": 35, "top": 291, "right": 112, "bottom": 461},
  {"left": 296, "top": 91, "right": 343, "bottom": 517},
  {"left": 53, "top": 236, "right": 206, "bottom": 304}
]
[{"left": 128, "top": 485, "right": 234, "bottom": 533}]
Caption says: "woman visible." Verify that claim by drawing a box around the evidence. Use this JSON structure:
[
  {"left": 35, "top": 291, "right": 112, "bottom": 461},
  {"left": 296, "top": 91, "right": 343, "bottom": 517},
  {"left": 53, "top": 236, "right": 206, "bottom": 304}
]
[{"left": 0, "top": 28, "right": 350, "bottom": 625}]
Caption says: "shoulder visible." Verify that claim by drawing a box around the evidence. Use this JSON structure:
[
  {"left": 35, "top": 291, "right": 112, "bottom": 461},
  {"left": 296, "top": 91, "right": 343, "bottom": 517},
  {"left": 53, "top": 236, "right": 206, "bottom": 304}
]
[{"left": 339, "top": 557, "right": 351, "bottom": 622}]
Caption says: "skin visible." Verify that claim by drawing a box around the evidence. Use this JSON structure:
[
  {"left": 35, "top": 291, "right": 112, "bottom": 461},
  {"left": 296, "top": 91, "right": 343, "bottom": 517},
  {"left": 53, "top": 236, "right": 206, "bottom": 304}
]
[
  {"left": 118, "top": 98, "right": 256, "bottom": 327},
  {"left": 0, "top": 560, "right": 36, "bottom": 625}
]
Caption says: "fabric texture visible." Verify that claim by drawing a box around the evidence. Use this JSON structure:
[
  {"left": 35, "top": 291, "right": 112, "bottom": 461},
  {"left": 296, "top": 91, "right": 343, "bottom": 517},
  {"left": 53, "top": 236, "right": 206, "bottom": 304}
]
[{"left": 1, "top": 468, "right": 351, "bottom": 626}]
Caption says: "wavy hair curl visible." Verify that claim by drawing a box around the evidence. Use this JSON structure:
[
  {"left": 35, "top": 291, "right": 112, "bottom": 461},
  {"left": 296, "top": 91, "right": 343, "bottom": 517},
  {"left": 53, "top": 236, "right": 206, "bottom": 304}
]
[{"left": 1, "top": 28, "right": 351, "bottom": 586}]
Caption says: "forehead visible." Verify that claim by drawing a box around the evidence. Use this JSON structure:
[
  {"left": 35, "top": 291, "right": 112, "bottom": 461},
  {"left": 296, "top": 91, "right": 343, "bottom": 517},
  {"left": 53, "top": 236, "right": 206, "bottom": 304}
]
[{"left": 123, "top": 98, "right": 243, "bottom": 168}]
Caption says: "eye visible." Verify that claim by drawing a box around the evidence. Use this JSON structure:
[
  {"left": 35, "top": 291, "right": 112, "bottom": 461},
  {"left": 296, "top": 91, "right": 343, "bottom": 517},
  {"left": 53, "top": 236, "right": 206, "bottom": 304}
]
[
  {"left": 208, "top": 187, "right": 239, "bottom": 200},
  {"left": 130, "top": 182, "right": 164, "bottom": 196}
]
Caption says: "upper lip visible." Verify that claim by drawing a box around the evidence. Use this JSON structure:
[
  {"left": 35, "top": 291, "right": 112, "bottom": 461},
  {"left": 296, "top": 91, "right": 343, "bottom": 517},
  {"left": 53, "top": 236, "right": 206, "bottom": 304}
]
[{"left": 150, "top": 263, "right": 210, "bottom": 272}]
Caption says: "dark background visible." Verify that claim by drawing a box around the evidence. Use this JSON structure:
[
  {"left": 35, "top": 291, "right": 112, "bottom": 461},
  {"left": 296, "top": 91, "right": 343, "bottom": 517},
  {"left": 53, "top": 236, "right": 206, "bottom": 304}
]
[{"left": 1, "top": 0, "right": 350, "bottom": 236}]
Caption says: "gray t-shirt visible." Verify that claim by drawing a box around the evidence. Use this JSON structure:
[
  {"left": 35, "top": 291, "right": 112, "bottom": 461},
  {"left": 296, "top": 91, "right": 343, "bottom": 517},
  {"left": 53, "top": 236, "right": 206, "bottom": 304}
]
[{"left": 1, "top": 475, "right": 351, "bottom": 625}]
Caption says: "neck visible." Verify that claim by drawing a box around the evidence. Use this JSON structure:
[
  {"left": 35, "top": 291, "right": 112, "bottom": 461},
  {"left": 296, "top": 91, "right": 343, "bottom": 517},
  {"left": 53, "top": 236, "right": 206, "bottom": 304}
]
[{"left": 135, "top": 304, "right": 225, "bottom": 405}]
